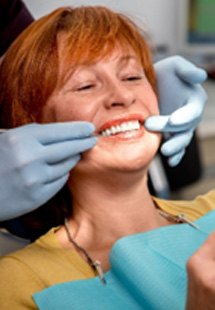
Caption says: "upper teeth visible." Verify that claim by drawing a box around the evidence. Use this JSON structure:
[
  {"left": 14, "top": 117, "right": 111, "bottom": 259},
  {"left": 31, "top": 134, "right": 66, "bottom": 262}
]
[{"left": 101, "top": 120, "right": 141, "bottom": 137}]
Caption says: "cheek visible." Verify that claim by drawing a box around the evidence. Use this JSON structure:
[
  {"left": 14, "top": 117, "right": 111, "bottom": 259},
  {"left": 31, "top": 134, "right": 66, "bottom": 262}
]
[
  {"left": 54, "top": 107, "right": 84, "bottom": 122},
  {"left": 138, "top": 83, "right": 159, "bottom": 116},
  {"left": 53, "top": 101, "right": 86, "bottom": 122},
  {"left": 146, "top": 89, "right": 159, "bottom": 115},
  {"left": 43, "top": 96, "right": 94, "bottom": 123}
]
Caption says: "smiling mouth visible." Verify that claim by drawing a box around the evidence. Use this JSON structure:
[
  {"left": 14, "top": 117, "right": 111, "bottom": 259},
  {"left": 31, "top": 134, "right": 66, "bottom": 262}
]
[{"left": 99, "top": 120, "right": 143, "bottom": 137}]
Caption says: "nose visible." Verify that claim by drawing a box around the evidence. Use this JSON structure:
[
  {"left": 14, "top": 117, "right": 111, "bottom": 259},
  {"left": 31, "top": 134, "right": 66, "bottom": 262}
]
[{"left": 104, "top": 80, "right": 136, "bottom": 109}]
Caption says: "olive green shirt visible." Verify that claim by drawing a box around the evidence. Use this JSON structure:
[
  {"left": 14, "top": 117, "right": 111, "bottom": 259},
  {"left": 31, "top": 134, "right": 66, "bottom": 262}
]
[{"left": 1, "top": 190, "right": 215, "bottom": 310}]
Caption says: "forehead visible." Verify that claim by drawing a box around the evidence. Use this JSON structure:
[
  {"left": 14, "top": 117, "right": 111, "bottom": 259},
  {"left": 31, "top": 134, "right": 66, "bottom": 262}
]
[
  {"left": 58, "top": 41, "right": 142, "bottom": 83},
  {"left": 73, "top": 52, "right": 143, "bottom": 79}
]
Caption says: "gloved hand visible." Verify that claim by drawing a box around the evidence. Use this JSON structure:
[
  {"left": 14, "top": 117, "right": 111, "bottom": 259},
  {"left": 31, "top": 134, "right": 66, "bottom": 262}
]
[
  {"left": 145, "top": 56, "right": 208, "bottom": 167},
  {"left": 0, "top": 122, "right": 97, "bottom": 220}
]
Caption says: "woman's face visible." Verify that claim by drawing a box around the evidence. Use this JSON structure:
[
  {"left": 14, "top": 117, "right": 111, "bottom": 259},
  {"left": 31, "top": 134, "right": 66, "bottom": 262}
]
[{"left": 43, "top": 47, "right": 161, "bottom": 173}]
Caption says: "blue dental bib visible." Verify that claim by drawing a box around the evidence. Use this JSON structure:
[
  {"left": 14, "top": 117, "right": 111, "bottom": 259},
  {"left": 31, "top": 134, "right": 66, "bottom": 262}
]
[{"left": 33, "top": 211, "right": 215, "bottom": 310}]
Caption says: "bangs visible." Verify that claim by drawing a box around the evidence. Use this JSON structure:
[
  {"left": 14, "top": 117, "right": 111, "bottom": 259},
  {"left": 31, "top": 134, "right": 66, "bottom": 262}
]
[
  {"left": 56, "top": 6, "right": 153, "bottom": 87},
  {"left": 0, "top": 6, "right": 156, "bottom": 129}
]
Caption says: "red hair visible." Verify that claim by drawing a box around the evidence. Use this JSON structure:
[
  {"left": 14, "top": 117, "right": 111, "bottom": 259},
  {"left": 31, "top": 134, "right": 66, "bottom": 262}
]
[
  {"left": 0, "top": 6, "right": 157, "bottom": 239},
  {"left": 0, "top": 6, "right": 156, "bottom": 128}
]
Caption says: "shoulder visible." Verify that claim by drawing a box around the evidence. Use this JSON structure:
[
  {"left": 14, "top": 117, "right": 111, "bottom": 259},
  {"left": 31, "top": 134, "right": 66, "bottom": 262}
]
[
  {"left": 0, "top": 229, "right": 55, "bottom": 285},
  {"left": 0, "top": 227, "right": 69, "bottom": 277},
  {"left": 0, "top": 251, "right": 44, "bottom": 309},
  {"left": 0, "top": 227, "right": 94, "bottom": 308},
  {"left": 0, "top": 228, "right": 56, "bottom": 309},
  {"left": 154, "top": 190, "right": 215, "bottom": 221},
  {"left": 192, "top": 190, "right": 215, "bottom": 212}
]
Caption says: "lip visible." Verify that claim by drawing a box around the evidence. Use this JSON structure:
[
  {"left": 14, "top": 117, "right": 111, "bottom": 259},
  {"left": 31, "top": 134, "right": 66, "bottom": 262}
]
[
  {"left": 108, "top": 126, "right": 145, "bottom": 141},
  {"left": 97, "top": 113, "right": 145, "bottom": 133}
]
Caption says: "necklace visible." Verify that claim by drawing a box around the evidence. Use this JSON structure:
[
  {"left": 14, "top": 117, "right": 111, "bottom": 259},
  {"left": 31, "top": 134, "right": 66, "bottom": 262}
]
[
  {"left": 64, "top": 219, "right": 106, "bottom": 285},
  {"left": 64, "top": 210, "right": 199, "bottom": 285}
]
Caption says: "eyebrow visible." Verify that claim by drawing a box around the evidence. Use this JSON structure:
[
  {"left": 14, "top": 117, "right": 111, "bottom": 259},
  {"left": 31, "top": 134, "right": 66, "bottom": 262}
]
[
  {"left": 63, "top": 54, "right": 139, "bottom": 85},
  {"left": 118, "top": 55, "right": 137, "bottom": 63},
  {"left": 116, "top": 54, "right": 141, "bottom": 70}
]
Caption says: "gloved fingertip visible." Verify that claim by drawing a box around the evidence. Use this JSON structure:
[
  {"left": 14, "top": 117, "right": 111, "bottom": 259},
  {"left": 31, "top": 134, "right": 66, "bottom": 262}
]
[
  {"left": 76, "top": 121, "right": 96, "bottom": 135},
  {"left": 167, "top": 151, "right": 185, "bottom": 167},
  {"left": 177, "top": 61, "right": 207, "bottom": 84},
  {"left": 167, "top": 157, "right": 180, "bottom": 167},
  {"left": 90, "top": 136, "right": 98, "bottom": 146},
  {"left": 160, "top": 142, "right": 173, "bottom": 156},
  {"left": 195, "top": 68, "right": 208, "bottom": 82},
  {"left": 145, "top": 116, "right": 169, "bottom": 131},
  {"left": 144, "top": 117, "right": 157, "bottom": 128},
  {"left": 160, "top": 144, "right": 167, "bottom": 156},
  {"left": 82, "top": 136, "right": 98, "bottom": 150},
  {"left": 86, "top": 122, "right": 96, "bottom": 134}
]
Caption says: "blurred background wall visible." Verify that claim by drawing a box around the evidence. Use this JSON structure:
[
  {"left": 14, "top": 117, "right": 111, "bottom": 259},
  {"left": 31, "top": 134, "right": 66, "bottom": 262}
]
[{"left": 23, "top": 0, "right": 178, "bottom": 53}]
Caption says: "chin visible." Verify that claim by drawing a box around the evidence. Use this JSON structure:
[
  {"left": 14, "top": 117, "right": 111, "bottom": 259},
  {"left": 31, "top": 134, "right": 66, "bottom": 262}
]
[
  {"left": 80, "top": 133, "right": 160, "bottom": 174},
  {"left": 112, "top": 146, "right": 158, "bottom": 172}
]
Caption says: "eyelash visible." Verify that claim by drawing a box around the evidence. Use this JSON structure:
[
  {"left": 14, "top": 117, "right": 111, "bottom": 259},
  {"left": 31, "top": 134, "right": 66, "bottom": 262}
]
[
  {"left": 123, "top": 76, "right": 143, "bottom": 81},
  {"left": 76, "top": 84, "right": 94, "bottom": 91},
  {"left": 75, "top": 75, "right": 142, "bottom": 91}
]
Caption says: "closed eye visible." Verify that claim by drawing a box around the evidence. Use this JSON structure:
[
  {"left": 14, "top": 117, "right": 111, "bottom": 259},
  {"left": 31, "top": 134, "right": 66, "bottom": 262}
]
[
  {"left": 76, "top": 84, "right": 94, "bottom": 91},
  {"left": 123, "top": 76, "right": 143, "bottom": 81}
]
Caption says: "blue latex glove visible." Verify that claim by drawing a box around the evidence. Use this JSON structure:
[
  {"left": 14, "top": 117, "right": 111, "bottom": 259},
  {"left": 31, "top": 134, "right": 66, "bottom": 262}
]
[
  {"left": 145, "top": 56, "right": 208, "bottom": 167},
  {"left": 0, "top": 122, "right": 97, "bottom": 220}
]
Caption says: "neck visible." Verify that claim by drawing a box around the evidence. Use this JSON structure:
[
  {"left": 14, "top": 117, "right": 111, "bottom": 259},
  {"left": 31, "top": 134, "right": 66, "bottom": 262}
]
[{"left": 65, "top": 169, "right": 164, "bottom": 248}]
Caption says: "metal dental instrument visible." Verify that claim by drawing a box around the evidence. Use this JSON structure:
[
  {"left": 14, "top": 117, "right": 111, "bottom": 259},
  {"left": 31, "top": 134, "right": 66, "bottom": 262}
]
[
  {"left": 0, "top": 128, "right": 103, "bottom": 138},
  {"left": 176, "top": 214, "right": 200, "bottom": 230},
  {"left": 159, "top": 211, "right": 200, "bottom": 230},
  {"left": 93, "top": 133, "right": 103, "bottom": 138}
]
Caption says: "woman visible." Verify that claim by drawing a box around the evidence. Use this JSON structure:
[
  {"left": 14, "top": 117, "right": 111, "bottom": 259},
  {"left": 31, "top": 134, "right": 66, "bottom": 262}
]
[
  {"left": 0, "top": 6, "right": 214, "bottom": 310},
  {"left": 0, "top": 1, "right": 208, "bottom": 226}
]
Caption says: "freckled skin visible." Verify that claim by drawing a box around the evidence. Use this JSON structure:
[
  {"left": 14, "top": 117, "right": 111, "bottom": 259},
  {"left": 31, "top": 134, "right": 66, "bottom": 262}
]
[{"left": 42, "top": 48, "right": 161, "bottom": 174}]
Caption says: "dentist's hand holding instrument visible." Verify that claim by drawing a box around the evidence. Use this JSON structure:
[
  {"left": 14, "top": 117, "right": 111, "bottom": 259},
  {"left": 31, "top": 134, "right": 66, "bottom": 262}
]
[
  {"left": 0, "top": 122, "right": 96, "bottom": 220},
  {"left": 146, "top": 56, "right": 208, "bottom": 167}
]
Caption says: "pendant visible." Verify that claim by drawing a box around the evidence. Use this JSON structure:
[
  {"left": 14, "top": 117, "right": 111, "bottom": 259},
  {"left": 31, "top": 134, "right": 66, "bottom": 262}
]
[
  {"left": 92, "top": 260, "right": 106, "bottom": 285},
  {"left": 176, "top": 214, "right": 200, "bottom": 230},
  {"left": 159, "top": 211, "right": 199, "bottom": 230}
]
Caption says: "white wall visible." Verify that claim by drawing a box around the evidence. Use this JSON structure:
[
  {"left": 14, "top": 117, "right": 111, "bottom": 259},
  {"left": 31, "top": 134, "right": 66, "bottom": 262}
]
[{"left": 23, "top": 0, "right": 179, "bottom": 53}]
